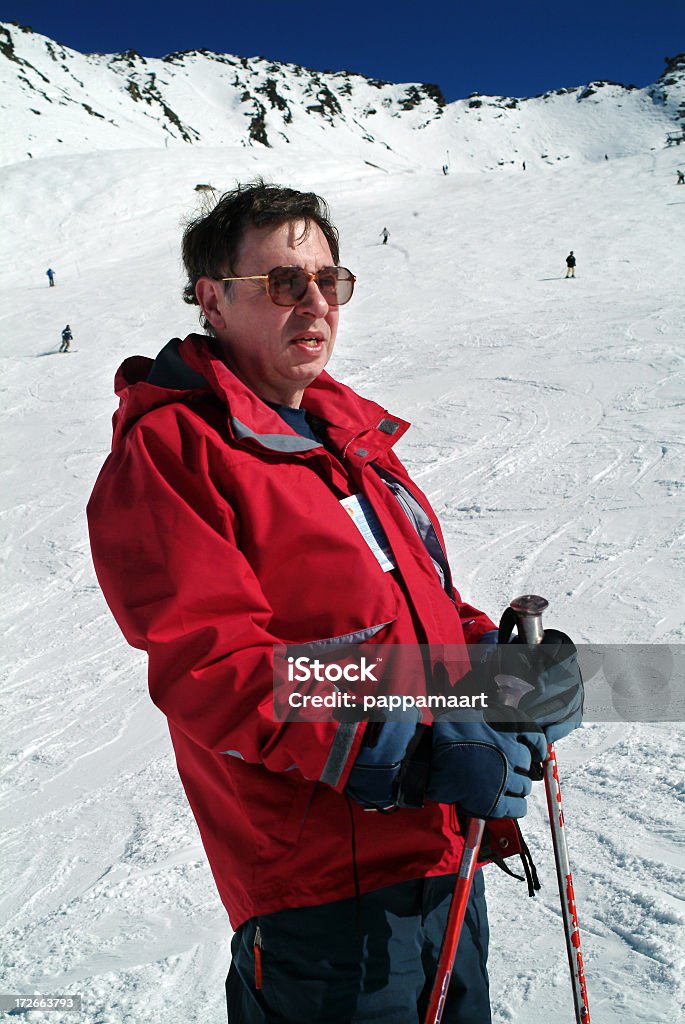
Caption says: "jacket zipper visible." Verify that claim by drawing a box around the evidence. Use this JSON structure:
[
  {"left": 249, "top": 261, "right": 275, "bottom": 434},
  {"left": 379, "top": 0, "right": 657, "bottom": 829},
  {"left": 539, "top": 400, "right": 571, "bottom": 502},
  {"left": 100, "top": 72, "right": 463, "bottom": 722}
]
[
  {"left": 253, "top": 924, "right": 263, "bottom": 990},
  {"left": 383, "top": 478, "right": 454, "bottom": 595}
]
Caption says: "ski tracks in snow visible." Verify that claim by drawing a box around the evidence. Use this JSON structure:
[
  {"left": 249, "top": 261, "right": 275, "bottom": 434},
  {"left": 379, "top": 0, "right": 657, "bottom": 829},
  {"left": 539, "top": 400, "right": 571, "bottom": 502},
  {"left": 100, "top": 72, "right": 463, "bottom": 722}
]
[{"left": 488, "top": 723, "right": 685, "bottom": 1023}]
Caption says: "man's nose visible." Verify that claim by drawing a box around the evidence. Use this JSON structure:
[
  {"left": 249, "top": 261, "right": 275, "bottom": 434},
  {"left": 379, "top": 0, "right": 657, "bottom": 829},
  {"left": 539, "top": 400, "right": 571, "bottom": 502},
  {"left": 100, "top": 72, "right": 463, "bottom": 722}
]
[{"left": 295, "top": 278, "right": 330, "bottom": 316}]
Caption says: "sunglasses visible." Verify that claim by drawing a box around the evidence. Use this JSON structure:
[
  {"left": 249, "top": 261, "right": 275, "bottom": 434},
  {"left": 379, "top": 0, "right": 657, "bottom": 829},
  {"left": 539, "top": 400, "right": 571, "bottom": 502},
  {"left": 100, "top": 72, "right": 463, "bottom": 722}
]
[{"left": 220, "top": 265, "right": 356, "bottom": 307}]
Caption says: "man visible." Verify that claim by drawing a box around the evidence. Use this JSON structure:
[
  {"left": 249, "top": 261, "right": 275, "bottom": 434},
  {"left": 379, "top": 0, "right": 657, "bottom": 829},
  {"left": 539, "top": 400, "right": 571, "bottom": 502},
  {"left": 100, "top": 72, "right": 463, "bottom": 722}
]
[
  {"left": 46, "top": 267, "right": 55, "bottom": 287},
  {"left": 59, "top": 324, "right": 72, "bottom": 352},
  {"left": 565, "top": 251, "right": 576, "bottom": 278},
  {"left": 88, "top": 181, "right": 581, "bottom": 1022}
]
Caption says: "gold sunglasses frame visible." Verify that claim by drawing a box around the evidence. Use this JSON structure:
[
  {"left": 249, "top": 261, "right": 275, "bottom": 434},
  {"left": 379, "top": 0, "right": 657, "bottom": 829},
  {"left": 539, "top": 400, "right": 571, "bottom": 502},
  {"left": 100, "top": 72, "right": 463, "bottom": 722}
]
[{"left": 219, "top": 265, "right": 356, "bottom": 306}]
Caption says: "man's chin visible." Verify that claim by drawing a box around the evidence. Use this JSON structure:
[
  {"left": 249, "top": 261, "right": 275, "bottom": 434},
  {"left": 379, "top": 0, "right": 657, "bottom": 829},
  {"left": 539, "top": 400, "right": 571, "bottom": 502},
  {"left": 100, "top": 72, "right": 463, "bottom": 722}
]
[{"left": 289, "top": 351, "right": 330, "bottom": 378}]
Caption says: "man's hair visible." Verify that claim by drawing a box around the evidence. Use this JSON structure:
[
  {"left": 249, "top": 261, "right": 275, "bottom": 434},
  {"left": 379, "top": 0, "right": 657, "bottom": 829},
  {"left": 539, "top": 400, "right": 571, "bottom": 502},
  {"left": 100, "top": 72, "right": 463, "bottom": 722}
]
[{"left": 182, "top": 179, "right": 340, "bottom": 332}]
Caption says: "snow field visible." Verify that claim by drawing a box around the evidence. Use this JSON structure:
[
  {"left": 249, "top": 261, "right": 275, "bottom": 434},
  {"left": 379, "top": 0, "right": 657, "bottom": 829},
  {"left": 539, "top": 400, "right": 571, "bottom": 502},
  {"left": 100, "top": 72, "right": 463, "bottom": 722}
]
[{"left": 0, "top": 135, "right": 684, "bottom": 1022}]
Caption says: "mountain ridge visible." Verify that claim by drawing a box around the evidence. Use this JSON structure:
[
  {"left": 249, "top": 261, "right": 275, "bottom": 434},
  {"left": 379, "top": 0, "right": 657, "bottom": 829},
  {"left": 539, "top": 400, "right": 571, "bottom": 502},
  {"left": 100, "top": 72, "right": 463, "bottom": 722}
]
[{"left": 1, "top": 21, "right": 683, "bottom": 169}]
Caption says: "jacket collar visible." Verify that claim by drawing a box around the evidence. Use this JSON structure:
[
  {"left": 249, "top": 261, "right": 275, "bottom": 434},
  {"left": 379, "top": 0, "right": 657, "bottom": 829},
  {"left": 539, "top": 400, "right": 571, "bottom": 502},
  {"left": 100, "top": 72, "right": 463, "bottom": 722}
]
[{"left": 113, "top": 335, "right": 410, "bottom": 460}]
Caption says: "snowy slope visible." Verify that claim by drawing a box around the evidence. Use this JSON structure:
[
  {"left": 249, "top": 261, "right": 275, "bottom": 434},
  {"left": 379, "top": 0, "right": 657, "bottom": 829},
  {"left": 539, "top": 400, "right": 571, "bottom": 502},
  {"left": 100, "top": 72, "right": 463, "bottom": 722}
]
[{"left": 1, "top": 26, "right": 685, "bottom": 1024}]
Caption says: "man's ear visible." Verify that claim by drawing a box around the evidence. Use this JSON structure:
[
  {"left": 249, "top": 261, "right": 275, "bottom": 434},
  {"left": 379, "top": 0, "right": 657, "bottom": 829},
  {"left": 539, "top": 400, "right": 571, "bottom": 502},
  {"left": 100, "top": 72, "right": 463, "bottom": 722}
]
[{"left": 196, "top": 277, "right": 228, "bottom": 332}]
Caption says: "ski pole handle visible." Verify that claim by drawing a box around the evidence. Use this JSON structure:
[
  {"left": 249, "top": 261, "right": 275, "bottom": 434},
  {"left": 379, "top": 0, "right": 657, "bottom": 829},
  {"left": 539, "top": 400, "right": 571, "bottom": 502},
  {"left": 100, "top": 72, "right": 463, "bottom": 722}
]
[
  {"left": 509, "top": 593, "right": 548, "bottom": 644},
  {"left": 510, "top": 595, "right": 591, "bottom": 1024}
]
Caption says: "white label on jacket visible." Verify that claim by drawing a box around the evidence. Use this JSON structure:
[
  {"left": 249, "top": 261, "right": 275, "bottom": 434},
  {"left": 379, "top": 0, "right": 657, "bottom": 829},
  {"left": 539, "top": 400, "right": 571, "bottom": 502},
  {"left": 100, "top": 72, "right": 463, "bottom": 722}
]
[{"left": 340, "top": 494, "right": 396, "bottom": 572}]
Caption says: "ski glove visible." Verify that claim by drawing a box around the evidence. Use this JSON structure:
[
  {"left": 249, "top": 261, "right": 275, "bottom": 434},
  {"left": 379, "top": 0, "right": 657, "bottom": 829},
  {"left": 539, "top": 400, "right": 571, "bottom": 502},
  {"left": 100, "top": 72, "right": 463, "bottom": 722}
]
[
  {"left": 426, "top": 710, "right": 548, "bottom": 819},
  {"left": 494, "top": 630, "right": 584, "bottom": 743},
  {"left": 344, "top": 719, "right": 419, "bottom": 810}
]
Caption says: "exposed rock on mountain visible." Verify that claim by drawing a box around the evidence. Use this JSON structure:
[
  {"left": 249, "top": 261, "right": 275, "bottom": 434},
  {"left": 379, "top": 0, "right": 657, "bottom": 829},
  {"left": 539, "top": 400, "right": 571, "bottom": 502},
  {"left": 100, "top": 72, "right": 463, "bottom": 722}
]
[{"left": 1, "top": 22, "right": 683, "bottom": 168}]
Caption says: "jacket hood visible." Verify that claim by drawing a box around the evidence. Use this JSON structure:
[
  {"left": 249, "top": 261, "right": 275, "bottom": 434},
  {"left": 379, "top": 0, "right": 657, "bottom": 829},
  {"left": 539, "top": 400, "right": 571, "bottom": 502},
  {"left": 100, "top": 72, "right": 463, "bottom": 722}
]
[{"left": 110, "top": 335, "right": 410, "bottom": 457}]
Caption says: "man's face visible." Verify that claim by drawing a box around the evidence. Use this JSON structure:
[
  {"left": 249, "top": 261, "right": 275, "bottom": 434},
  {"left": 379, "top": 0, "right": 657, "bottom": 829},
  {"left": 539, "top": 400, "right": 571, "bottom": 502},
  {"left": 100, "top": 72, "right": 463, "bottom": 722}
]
[{"left": 203, "top": 219, "right": 340, "bottom": 408}]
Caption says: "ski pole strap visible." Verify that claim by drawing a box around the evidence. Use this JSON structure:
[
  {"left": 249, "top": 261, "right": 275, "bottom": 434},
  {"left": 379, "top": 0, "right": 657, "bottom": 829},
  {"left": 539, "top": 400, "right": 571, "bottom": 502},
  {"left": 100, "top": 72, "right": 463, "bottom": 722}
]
[
  {"left": 498, "top": 605, "right": 518, "bottom": 644},
  {"left": 481, "top": 819, "right": 541, "bottom": 897},
  {"left": 394, "top": 723, "right": 432, "bottom": 809},
  {"left": 514, "top": 820, "right": 541, "bottom": 897}
]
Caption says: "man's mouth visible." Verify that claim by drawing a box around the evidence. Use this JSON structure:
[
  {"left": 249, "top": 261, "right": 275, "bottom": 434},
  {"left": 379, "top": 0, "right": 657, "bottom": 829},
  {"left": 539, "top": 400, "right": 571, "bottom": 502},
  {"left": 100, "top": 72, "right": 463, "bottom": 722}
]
[{"left": 292, "top": 334, "right": 324, "bottom": 348}]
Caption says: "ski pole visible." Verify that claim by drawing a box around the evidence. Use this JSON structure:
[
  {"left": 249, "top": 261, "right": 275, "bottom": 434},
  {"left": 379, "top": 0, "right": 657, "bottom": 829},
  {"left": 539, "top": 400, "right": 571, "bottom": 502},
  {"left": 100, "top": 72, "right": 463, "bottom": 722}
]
[
  {"left": 510, "top": 595, "right": 591, "bottom": 1024},
  {"left": 424, "top": 627, "right": 532, "bottom": 1024},
  {"left": 423, "top": 815, "right": 485, "bottom": 1024}
]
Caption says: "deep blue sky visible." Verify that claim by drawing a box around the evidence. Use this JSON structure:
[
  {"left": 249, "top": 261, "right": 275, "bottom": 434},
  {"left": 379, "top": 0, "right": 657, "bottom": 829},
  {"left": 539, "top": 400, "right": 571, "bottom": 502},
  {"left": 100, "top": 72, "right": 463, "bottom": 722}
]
[{"left": 2, "top": 0, "right": 682, "bottom": 101}]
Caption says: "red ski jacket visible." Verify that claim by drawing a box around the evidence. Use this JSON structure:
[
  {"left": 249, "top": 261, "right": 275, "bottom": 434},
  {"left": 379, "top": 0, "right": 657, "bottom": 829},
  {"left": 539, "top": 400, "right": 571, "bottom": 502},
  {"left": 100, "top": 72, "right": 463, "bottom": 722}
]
[{"left": 87, "top": 335, "right": 501, "bottom": 928}]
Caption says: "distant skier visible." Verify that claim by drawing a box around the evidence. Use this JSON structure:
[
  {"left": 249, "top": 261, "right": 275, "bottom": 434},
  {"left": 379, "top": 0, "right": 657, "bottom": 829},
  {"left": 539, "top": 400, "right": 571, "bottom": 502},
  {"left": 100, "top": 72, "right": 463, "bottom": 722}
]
[
  {"left": 565, "top": 251, "right": 576, "bottom": 278},
  {"left": 46, "top": 268, "right": 55, "bottom": 287},
  {"left": 522, "top": 161, "right": 526, "bottom": 171},
  {"left": 59, "top": 324, "right": 72, "bottom": 352},
  {"left": 677, "top": 170, "right": 685, "bottom": 185},
  {"left": 380, "top": 227, "right": 389, "bottom": 245}
]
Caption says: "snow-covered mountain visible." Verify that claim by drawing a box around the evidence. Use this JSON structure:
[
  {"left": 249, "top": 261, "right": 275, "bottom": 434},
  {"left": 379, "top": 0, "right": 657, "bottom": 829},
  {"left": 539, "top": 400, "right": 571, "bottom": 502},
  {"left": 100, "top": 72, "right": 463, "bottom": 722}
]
[
  {"left": 1, "top": 21, "right": 684, "bottom": 1024},
  {"left": 2, "top": 21, "right": 684, "bottom": 169}
]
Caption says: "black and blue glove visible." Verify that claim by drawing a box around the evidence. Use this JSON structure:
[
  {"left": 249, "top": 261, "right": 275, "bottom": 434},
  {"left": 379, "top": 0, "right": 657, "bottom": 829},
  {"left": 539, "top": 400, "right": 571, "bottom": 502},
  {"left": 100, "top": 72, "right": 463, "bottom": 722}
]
[
  {"left": 344, "top": 719, "right": 419, "bottom": 810},
  {"left": 344, "top": 624, "right": 583, "bottom": 813},
  {"left": 493, "top": 630, "right": 584, "bottom": 743},
  {"left": 345, "top": 708, "right": 547, "bottom": 817},
  {"left": 426, "top": 709, "right": 548, "bottom": 818}
]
